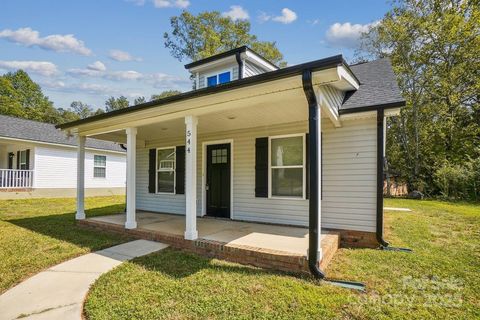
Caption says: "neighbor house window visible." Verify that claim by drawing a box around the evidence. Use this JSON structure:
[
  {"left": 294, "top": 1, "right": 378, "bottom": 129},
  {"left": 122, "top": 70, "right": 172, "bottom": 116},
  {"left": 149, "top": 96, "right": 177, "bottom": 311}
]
[
  {"left": 156, "top": 147, "right": 175, "bottom": 193},
  {"left": 19, "top": 150, "right": 27, "bottom": 170},
  {"left": 206, "top": 71, "right": 231, "bottom": 87},
  {"left": 270, "top": 135, "right": 305, "bottom": 198},
  {"left": 94, "top": 155, "right": 106, "bottom": 178}
]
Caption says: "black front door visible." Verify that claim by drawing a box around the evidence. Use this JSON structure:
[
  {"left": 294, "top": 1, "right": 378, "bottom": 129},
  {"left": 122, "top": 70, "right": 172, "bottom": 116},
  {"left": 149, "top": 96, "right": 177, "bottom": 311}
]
[{"left": 206, "top": 143, "right": 231, "bottom": 218}]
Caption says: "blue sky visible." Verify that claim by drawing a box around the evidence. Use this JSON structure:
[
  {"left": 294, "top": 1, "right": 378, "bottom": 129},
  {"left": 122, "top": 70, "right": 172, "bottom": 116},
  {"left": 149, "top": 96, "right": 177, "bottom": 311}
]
[{"left": 0, "top": 0, "right": 391, "bottom": 109}]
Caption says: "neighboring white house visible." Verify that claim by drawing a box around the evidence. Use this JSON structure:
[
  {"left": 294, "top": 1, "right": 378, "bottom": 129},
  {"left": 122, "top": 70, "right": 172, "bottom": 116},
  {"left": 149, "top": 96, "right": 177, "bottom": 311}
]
[
  {"left": 58, "top": 46, "right": 405, "bottom": 268},
  {"left": 0, "top": 115, "right": 126, "bottom": 199}
]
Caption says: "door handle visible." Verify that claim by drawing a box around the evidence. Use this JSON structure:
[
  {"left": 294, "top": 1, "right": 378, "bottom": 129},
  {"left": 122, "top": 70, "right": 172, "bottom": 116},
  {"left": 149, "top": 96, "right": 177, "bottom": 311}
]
[{"left": 205, "top": 183, "right": 209, "bottom": 191}]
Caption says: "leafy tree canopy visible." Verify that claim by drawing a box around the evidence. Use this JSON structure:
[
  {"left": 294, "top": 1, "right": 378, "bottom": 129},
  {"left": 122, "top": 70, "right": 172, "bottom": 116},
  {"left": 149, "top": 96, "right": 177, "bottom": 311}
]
[
  {"left": 356, "top": 0, "right": 480, "bottom": 199},
  {"left": 164, "top": 11, "right": 286, "bottom": 67},
  {"left": 150, "top": 90, "right": 182, "bottom": 101},
  {"left": 105, "top": 96, "right": 130, "bottom": 112}
]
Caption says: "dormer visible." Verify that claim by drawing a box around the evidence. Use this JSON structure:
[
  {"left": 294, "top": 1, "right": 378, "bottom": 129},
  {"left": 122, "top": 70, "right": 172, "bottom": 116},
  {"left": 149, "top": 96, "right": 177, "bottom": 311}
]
[{"left": 184, "top": 46, "right": 279, "bottom": 89}]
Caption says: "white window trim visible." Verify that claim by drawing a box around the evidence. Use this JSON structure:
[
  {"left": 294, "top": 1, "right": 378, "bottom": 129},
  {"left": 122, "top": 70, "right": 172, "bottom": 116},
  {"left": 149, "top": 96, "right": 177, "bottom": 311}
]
[
  {"left": 19, "top": 150, "right": 27, "bottom": 170},
  {"left": 155, "top": 146, "right": 176, "bottom": 195},
  {"left": 93, "top": 154, "right": 107, "bottom": 179},
  {"left": 204, "top": 67, "right": 234, "bottom": 87},
  {"left": 268, "top": 133, "right": 306, "bottom": 200}
]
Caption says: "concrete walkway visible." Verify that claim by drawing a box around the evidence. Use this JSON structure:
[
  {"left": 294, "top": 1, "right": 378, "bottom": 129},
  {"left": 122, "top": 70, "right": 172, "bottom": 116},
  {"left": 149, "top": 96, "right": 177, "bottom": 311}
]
[{"left": 0, "top": 240, "right": 168, "bottom": 320}]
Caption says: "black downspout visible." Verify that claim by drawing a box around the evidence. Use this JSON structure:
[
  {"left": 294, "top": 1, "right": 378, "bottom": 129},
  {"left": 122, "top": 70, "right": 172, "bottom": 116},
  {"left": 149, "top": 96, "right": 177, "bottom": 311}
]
[
  {"left": 303, "top": 70, "right": 366, "bottom": 291},
  {"left": 302, "top": 69, "right": 325, "bottom": 279},
  {"left": 235, "top": 52, "right": 243, "bottom": 80},
  {"left": 376, "top": 109, "right": 390, "bottom": 248},
  {"left": 376, "top": 111, "right": 412, "bottom": 252},
  {"left": 120, "top": 143, "right": 127, "bottom": 213}
]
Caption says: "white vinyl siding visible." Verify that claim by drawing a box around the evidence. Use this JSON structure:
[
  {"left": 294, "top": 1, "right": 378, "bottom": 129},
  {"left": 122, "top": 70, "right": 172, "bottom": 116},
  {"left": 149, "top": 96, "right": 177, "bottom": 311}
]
[
  {"left": 244, "top": 61, "right": 268, "bottom": 77},
  {"left": 322, "top": 117, "right": 377, "bottom": 232},
  {"left": 34, "top": 145, "right": 126, "bottom": 189},
  {"left": 136, "top": 118, "right": 377, "bottom": 232}
]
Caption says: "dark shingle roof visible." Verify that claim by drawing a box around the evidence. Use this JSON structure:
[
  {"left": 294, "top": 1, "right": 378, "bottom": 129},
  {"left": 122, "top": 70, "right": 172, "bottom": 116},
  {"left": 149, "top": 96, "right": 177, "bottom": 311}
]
[
  {"left": 340, "top": 58, "right": 405, "bottom": 113},
  {"left": 0, "top": 115, "right": 124, "bottom": 152}
]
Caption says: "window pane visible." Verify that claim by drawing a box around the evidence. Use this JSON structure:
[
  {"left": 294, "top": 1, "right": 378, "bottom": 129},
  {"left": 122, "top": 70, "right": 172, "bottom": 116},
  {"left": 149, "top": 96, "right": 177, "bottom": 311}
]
[
  {"left": 218, "top": 72, "right": 231, "bottom": 84},
  {"left": 272, "top": 168, "right": 303, "bottom": 197},
  {"left": 207, "top": 75, "right": 217, "bottom": 87},
  {"left": 94, "top": 155, "right": 106, "bottom": 167},
  {"left": 20, "top": 151, "right": 27, "bottom": 163},
  {"left": 157, "top": 148, "right": 175, "bottom": 170},
  {"left": 157, "top": 171, "right": 174, "bottom": 193},
  {"left": 271, "top": 136, "right": 303, "bottom": 166},
  {"left": 94, "top": 167, "right": 106, "bottom": 178}
]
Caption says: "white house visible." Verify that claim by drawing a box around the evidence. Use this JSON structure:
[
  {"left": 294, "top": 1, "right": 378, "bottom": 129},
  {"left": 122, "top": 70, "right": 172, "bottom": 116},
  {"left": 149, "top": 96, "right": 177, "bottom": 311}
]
[
  {"left": 57, "top": 47, "right": 405, "bottom": 275},
  {"left": 0, "top": 115, "right": 126, "bottom": 199}
]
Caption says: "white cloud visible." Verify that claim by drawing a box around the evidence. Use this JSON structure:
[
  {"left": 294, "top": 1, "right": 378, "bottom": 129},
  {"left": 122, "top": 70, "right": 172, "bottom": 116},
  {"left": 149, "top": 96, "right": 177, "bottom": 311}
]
[
  {"left": 222, "top": 5, "right": 249, "bottom": 21},
  {"left": 0, "top": 27, "right": 92, "bottom": 55},
  {"left": 308, "top": 19, "right": 320, "bottom": 26},
  {"left": 0, "top": 60, "right": 58, "bottom": 76},
  {"left": 325, "top": 21, "right": 379, "bottom": 48},
  {"left": 153, "top": 0, "right": 189, "bottom": 8},
  {"left": 108, "top": 49, "right": 142, "bottom": 62},
  {"left": 87, "top": 61, "right": 106, "bottom": 72},
  {"left": 259, "top": 8, "right": 297, "bottom": 24},
  {"left": 273, "top": 8, "right": 297, "bottom": 24},
  {"left": 106, "top": 70, "right": 144, "bottom": 81}
]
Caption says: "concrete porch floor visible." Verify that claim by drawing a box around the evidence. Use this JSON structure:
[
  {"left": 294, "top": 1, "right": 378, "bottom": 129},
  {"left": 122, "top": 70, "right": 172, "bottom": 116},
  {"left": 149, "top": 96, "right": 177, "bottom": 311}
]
[{"left": 84, "top": 211, "right": 340, "bottom": 273}]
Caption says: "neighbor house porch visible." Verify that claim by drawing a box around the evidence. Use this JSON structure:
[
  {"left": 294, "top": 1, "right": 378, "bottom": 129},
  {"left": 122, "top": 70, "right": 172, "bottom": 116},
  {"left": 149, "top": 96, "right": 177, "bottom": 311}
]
[{"left": 0, "top": 140, "right": 34, "bottom": 190}]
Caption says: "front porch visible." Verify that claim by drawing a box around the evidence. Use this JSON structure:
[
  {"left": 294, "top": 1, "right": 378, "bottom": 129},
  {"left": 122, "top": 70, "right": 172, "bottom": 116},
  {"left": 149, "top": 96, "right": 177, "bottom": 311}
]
[{"left": 79, "top": 211, "right": 340, "bottom": 273}]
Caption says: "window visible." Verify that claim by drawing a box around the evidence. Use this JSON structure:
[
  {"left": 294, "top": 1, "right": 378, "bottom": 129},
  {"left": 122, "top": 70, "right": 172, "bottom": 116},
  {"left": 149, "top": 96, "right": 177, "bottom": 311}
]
[
  {"left": 94, "top": 155, "right": 106, "bottom": 178},
  {"left": 206, "top": 71, "right": 231, "bottom": 87},
  {"left": 212, "top": 148, "right": 228, "bottom": 164},
  {"left": 156, "top": 147, "right": 175, "bottom": 193},
  {"left": 218, "top": 71, "right": 231, "bottom": 84},
  {"left": 270, "top": 135, "right": 305, "bottom": 198},
  {"left": 19, "top": 150, "right": 27, "bottom": 170}
]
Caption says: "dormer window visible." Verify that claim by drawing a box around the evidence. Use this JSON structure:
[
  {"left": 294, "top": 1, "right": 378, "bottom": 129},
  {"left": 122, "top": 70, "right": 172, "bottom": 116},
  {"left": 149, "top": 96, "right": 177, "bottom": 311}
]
[
  {"left": 185, "top": 46, "right": 279, "bottom": 90},
  {"left": 207, "top": 71, "right": 231, "bottom": 87}
]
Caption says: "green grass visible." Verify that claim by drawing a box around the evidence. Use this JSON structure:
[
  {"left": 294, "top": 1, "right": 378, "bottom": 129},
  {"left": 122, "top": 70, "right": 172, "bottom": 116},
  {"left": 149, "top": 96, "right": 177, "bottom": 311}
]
[
  {"left": 84, "top": 199, "right": 480, "bottom": 320},
  {"left": 0, "top": 196, "right": 130, "bottom": 293}
]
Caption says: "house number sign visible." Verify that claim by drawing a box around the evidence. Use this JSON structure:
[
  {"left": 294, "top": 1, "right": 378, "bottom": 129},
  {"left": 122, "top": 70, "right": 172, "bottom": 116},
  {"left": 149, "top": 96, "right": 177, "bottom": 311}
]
[{"left": 186, "top": 129, "right": 192, "bottom": 153}]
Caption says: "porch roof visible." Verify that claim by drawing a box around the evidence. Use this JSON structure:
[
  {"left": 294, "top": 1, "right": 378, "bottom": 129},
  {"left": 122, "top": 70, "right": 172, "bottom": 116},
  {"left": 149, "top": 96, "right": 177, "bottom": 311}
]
[
  {"left": 56, "top": 55, "right": 405, "bottom": 134},
  {"left": 0, "top": 114, "right": 124, "bottom": 152}
]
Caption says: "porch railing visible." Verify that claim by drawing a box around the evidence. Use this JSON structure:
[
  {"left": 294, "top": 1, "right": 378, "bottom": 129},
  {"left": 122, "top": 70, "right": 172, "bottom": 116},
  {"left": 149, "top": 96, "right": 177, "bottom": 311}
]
[{"left": 0, "top": 169, "right": 34, "bottom": 189}]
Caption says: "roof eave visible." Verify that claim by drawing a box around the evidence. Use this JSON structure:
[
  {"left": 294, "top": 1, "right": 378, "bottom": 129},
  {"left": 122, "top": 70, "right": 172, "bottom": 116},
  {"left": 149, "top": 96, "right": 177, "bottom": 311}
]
[
  {"left": 338, "top": 100, "right": 406, "bottom": 115},
  {"left": 57, "top": 54, "right": 346, "bottom": 130}
]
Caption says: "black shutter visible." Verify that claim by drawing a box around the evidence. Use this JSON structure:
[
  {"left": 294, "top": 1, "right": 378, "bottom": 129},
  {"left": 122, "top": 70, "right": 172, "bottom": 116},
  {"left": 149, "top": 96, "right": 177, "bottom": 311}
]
[
  {"left": 148, "top": 149, "right": 156, "bottom": 193},
  {"left": 306, "top": 133, "right": 310, "bottom": 199},
  {"left": 255, "top": 137, "right": 268, "bottom": 197},
  {"left": 16, "top": 151, "right": 20, "bottom": 169},
  {"left": 25, "top": 149, "right": 30, "bottom": 170},
  {"left": 175, "top": 146, "right": 185, "bottom": 194}
]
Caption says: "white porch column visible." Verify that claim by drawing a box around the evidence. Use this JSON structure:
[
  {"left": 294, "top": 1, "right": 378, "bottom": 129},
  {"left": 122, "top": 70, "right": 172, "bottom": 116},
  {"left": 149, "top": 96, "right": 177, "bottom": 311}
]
[
  {"left": 76, "top": 135, "right": 86, "bottom": 220},
  {"left": 184, "top": 115, "right": 198, "bottom": 240},
  {"left": 125, "top": 127, "right": 137, "bottom": 229}
]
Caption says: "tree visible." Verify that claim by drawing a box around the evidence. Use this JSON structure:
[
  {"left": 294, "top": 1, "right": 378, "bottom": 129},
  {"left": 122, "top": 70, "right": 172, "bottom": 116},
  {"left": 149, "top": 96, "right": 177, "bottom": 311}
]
[
  {"left": 0, "top": 70, "right": 60, "bottom": 123},
  {"left": 105, "top": 96, "right": 130, "bottom": 112},
  {"left": 164, "top": 11, "right": 286, "bottom": 66},
  {"left": 355, "top": 0, "right": 480, "bottom": 197},
  {"left": 150, "top": 90, "right": 182, "bottom": 101},
  {"left": 70, "top": 101, "right": 93, "bottom": 119},
  {"left": 133, "top": 96, "right": 146, "bottom": 105}
]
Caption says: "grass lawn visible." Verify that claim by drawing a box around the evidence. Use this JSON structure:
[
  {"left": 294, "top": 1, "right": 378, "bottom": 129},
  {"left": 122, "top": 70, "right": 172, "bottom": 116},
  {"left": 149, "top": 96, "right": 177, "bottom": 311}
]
[
  {"left": 84, "top": 199, "right": 480, "bottom": 320},
  {"left": 0, "top": 196, "right": 130, "bottom": 293}
]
